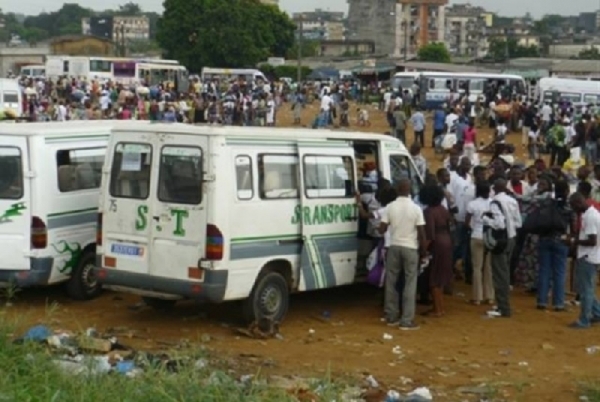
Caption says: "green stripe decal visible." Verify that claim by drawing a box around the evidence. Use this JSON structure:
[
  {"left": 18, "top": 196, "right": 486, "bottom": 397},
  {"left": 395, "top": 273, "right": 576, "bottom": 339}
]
[{"left": 48, "top": 207, "right": 98, "bottom": 218}]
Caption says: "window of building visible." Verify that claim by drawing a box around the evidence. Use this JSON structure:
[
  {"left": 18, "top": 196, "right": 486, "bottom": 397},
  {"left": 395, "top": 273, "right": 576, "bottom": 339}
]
[
  {"left": 389, "top": 154, "right": 421, "bottom": 196},
  {"left": 303, "top": 155, "right": 354, "bottom": 198},
  {"left": 57, "top": 148, "right": 105, "bottom": 192},
  {"left": 158, "top": 146, "right": 203, "bottom": 205},
  {"left": 258, "top": 154, "right": 299, "bottom": 200},
  {"left": 235, "top": 155, "right": 253, "bottom": 200},
  {"left": 109, "top": 143, "right": 152, "bottom": 200},
  {"left": 0, "top": 147, "right": 23, "bottom": 200}
]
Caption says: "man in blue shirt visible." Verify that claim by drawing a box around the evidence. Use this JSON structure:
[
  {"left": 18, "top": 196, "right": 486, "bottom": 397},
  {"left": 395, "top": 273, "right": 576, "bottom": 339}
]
[
  {"left": 433, "top": 105, "right": 446, "bottom": 149},
  {"left": 411, "top": 107, "right": 426, "bottom": 148}
]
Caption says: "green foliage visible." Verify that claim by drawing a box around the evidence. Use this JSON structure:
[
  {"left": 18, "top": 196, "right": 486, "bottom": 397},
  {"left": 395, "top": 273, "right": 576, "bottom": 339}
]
[
  {"left": 417, "top": 42, "right": 451, "bottom": 63},
  {"left": 487, "top": 38, "right": 540, "bottom": 61},
  {"left": 286, "top": 40, "right": 320, "bottom": 59},
  {"left": 579, "top": 47, "right": 600, "bottom": 60},
  {"left": 24, "top": 4, "right": 94, "bottom": 39},
  {"left": 157, "top": 0, "right": 296, "bottom": 72}
]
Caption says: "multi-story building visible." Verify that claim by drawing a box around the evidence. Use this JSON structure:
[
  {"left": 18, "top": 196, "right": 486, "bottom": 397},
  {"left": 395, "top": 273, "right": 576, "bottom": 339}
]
[
  {"left": 82, "top": 15, "right": 150, "bottom": 42},
  {"left": 293, "top": 9, "right": 346, "bottom": 41},
  {"left": 347, "top": 0, "right": 448, "bottom": 58},
  {"left": 444, "top": 3, "right": 490, "bottom": 58},
  {"left": 596, "top": 10, "right": 600, "bottom": 31},
  {"left": 578, "top": 12, "right": 597, "bottom": 33}
]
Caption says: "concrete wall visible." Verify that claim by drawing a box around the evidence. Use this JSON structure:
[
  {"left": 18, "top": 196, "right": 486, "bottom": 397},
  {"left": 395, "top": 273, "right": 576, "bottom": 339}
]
[
  {"left": 0, "top": 45, "right": 50, "bottom": 77},
  {"left": 347, "top": 0, "right": 397, "bottom": 55}
]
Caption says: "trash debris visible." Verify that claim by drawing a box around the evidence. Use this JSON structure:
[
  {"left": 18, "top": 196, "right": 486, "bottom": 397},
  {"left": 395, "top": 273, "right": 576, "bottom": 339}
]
[
  {"left": 78, "top": 337, "right": 112, "bottom": 353},
  {"left": 16, "top": 325, "right": 51, "bottom": 343},
  {"left": 308, "top": 329, "right": 315, "bottom": 335},
  {"left": 385, "top": 390, "right": 401, "bottom": 401},
  {"left": 498, "top": 349, "right": 511, "bottom": 356},
  {"left": 392, "top": 346, "right": 402, "bottom": 355},
  {"left": 407, "top": 386, "right": 433, "bottom": 400},
  {"left": 115, "top": 360, "right": 135, "bottom": 374},
  {"left": 383, "top": 333, "right": 393, "bottom": 340},
  {"left": 518, "top": 361, "right": 529, "bottom": 367},
  {"left": 586, "top": 346, "right": 600, "bottom": 354},
  {"left": 194, "top": 358, "right": 208, "bottom": 370},
  {"left": 541, "top": 343, "right": 554, "bottom": 351},
  {"left": 366, "top": 374, "right": 379, "bottom": 388}
]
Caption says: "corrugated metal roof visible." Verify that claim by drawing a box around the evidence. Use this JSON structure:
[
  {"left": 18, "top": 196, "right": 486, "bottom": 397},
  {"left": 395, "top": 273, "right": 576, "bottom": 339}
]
[{"left": 510, "top": 58, "right": 600, "bottom": 74}]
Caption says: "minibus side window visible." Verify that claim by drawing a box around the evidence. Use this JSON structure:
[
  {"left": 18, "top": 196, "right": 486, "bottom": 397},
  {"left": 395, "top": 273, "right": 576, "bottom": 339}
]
[
  {"left": 109, "top": 143, "right": 152, "bottom": 200},
  {"left": 56, "top": 148, "right": 105, "bottom": 192},
  {"left": 389, "top": 154, "right": 421, "bottom": 196},
  {"left": 258, "top": 154, "right": 298, "bottom": 200},
  {"left": 158, "top": 146, "right": 203, "bottom": 205},
  {"left": 0, "top": 147, "right": 23, "bottom": 200},
  {"left": 303, "top": 155, "right": 354, "bottom": 199},
  {"left": 235, "top": 155, "right": 253, "bottom": 200}
]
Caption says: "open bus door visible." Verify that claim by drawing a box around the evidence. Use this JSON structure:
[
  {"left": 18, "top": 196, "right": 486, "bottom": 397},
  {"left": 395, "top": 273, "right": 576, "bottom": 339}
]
[{"left": 296, "top": 141, "right": 358, "bottom": 291}]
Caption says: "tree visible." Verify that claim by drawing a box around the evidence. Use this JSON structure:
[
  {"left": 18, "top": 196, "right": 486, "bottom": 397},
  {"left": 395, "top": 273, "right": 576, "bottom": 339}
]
[
  {"left": 417, "top": 42, "right": 451, "bottom": 63},
  {"left": 286, "top": 40, "right": 319, "bottom": 59},
  {"left": 118, "top": 2, "right": 142, "bottom": 15},
  {"left": 487, "top": 38, "right": 539, "bottom": 61},
  {"left": 157, "top": 0, "right": 296, "bottom": 71},
  {"left": 24, "top": 4, "right": 93, "bottom": 38},
  {"left": 21, "top": 27, "right": 48, "bottom": 45},
  {"left": 579, "top": 47, "right": 600, "bottom": 60}
]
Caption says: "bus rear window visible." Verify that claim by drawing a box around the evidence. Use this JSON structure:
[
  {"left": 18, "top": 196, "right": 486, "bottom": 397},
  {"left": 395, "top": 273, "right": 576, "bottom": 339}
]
[
  {"left": 109, "top": 143, "right": 152, "bottom": 199},
  {"left": 0, "top": 147, "right": 23, "bottom": 200},
  {"left": 3, "top": 92, "right": 18, "bottom": 104}
]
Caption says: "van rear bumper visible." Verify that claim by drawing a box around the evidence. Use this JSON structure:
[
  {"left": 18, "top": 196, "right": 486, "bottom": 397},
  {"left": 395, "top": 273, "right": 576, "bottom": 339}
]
[
  {"left": 94, "top": 263, "right": 228, "bottom": 303},
  {"left": 0, "top": 258, "right": 53, "bottom": 287}
]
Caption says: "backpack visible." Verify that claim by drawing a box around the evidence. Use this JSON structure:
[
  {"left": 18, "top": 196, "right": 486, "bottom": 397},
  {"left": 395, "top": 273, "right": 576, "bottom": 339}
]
[
  {"left": 522, "top": 198, "right": 568, "bottom": 235},
  {"left": 483, "top": 200, "right": 508, "bottom": 254}
]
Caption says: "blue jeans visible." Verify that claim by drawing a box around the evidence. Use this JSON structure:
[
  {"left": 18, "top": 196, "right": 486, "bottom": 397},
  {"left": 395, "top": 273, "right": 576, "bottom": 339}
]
[
  {"left": 537, "top": 237, "right": 568, "bottom": 308},
  {"left": 575, "top": 258, "right": 600, "bottom": 327}
]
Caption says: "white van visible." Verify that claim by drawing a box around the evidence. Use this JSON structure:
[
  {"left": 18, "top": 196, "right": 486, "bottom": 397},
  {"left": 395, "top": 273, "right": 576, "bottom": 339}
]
[
  {"left": 201, "top": 67, "right": 269, "bottom": 84},
  {"left": 95, "top": 124, "right": 423, "bottom": 322},
  {"left": 537, "top": 77, "right": 600, "bottom": 107},
  {"left": 0, "top": 122, "right": 117, "bottom": 299},
  {"left": 20, "top": 65, "right": 46, "bottom": 78},
  {"left": 0, "top": 79, "right": 23, "bottom": 117}
]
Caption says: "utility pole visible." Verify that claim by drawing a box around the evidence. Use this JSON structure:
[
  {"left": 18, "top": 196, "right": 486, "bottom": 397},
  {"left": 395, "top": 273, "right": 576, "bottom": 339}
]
[
  {"left": 404, "top": 19, "right": 409, "bottom": 62},
  {"left": 120, "top": 22, "right": 126, "bottom": 57},
  {"left": 297, "top": 14, "right": 303, "bottom": 83}
]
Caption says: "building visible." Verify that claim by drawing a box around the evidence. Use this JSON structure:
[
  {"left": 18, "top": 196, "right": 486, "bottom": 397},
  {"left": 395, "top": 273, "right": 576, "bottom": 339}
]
[
  {"left": 82, "top": 15, "right": 150, "bottom": 42},
  {"left": 317, "top": 39, "right": 375, "bottom": 56},
  {"left": 293, "top": 9, "right": 346, "bottom": 41},
  {"left": 549, "top": 41, "right": 600, "bottom": 58},
  {"left": 50, "top": 35, "right": 115, "bottom": 56},
  {"left": 445, "top": 4, "right": 490, "bottom": 58},
  {"left": 597, "top": 10, "right": 600, "bottom": 30},
  {"left": 259, "top": 0, "right": 279, "bottom": 5},
  {"left": 578, "top": 12, "right": 597, "bottom": 33},
  {"left": 347, "top": 0, "right": 448, "bottom": 58},
  {"left": 488, "top": 20, "right": 540, "bottom": 49},
  {"left": 0, "top": 44, "right": 50, "bottom": 77}
]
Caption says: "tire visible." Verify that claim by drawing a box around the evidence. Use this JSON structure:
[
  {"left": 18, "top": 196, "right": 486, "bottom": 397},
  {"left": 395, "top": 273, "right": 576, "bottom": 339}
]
[
  {"left": 243, "top": 271, "right": 289, "bottom": 324},
  {"left": 142, "top": 297, "right": 176, "bottom": 310},
  {"left": 66, "top": 251, "right": 102, "bottom": 300}
]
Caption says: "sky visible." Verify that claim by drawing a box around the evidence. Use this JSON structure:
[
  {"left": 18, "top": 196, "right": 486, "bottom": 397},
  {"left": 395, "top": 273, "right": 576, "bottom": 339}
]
[{"left": 1, "top": 0, "right": 597, "bottom": 18}]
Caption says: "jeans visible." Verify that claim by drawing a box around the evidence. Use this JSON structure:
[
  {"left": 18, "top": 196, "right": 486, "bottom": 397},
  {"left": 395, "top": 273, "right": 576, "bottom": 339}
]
[
  {"left": 575, "top": 258, "right": 600, "bottom": 327},
  {"left": 585, "top": 141, "right": 598, "bottom": 165},
  {"left": 537, "top": 237, "right": 568, "bottom": 308},
  {"left": 395, "top": 129, "right": 406, "bottom": 144},
  {"left": 385, "top": 246, "right": 419, "bottom": 325},
  {"left": 490, "top": 237, "right": 515, "bottom": 316}
]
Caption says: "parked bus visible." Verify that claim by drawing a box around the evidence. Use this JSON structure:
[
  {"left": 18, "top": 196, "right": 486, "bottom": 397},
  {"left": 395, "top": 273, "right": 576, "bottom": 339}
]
[
  {"left": 19, "top": 65, "right": 46, "bottom": 78},
  {"left": 201, "top": 67, "right": 269, "bottom": 84},
  {"left": 537, "top": 77, "right": 600, "bottom": 108},
  {"left": 45, "top": 56, "right": 119, "bottom": 81},
  {"left": 392, "top": 72, "right": 527, "bottom": 109},
  {"left": 113, "top": 61, "right": 189, "bottom": 92}
]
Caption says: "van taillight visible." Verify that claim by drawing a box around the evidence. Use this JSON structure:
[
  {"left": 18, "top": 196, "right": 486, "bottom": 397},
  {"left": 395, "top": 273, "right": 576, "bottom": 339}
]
[
  {"left": 31, "top": 216, "right": 47, "bottom": 249},
  {"left": 205, "top": 224, "right": 223, "bottom": 260},
  {"left": 96, "top": 213, "right": 103, "bottom": 246}
]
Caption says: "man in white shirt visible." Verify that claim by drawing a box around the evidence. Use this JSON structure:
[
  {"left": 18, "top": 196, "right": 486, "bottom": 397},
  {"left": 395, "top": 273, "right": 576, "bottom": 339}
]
[
  {"left": 449, "top": 157, "right": 474, "bottom": 282},
  {"left": 540, "top": 102, "right": 552, "bottom": 124},
  {"left": 445, "top": 110, "right": 458, "bottom": 133},
  {"left": 380, "top": 179, "right": 426, "bottom": 331},
  {"left": 569, "top": 192, "right": 600, "bottom": 328},
  {"left": 482, "top": 179, "right": 522, "bottom": 317},
  {"left": 320, "top": 89, "right": 332, "bottom": 125}
]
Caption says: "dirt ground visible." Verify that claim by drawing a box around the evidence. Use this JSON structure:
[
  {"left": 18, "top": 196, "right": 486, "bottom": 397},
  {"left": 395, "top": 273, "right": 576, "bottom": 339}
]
[{"left": 3, "top": 104, "right": 599, "bottom": 401}]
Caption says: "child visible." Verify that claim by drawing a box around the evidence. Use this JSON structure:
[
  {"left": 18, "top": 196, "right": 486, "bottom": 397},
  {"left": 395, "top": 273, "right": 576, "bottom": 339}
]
[{"left": 357, "top": 107, "right": 370, "bottom": 127}]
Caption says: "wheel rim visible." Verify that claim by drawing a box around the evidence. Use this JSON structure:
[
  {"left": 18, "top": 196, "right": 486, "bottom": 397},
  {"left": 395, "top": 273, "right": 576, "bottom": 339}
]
[
  {"left": 81, "top": 262, "right": 97, "bottom": 291},
  {"left": 259, "top": 285, "right": 282, "bottom": 316}
]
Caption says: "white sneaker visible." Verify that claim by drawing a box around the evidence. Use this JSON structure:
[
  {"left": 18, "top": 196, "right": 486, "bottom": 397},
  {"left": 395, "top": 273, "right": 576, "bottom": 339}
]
[{"left": 487, "top": 309, "right": 501, "bottom": 317}]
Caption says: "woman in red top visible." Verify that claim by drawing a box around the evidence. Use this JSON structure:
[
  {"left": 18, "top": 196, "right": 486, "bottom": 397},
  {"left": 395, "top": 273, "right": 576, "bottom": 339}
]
[{"left": 463, "top": 120, "right": 477, "bottom": 161}]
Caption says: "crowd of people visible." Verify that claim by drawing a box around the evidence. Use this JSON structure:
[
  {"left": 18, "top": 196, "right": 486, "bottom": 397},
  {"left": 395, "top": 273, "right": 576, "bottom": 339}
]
[{"left": 356, "top": 89, "right": 600, "bottom": 330}]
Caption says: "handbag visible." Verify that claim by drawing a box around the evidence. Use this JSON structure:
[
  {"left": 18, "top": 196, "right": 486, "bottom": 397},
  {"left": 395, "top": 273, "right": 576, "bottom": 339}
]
[{"left": 366, "top": 241, "right": 386, "bottom": 288}]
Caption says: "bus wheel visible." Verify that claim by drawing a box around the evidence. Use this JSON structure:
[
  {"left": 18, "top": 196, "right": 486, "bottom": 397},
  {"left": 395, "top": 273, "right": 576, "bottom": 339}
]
[
  {"left": 66, "top": 252, "right": 102, "bottom": 300},
  {"left": 142, "top": 297, "right": 176, "bottom": 310},
  {"left": 243, "top": 272, "right": 289, "bottom": 324}
]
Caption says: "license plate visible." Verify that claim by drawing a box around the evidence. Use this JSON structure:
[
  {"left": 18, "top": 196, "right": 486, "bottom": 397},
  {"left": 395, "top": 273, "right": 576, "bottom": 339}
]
[{"left": 111, "top": 244, "right": 144, "bottom": 257}]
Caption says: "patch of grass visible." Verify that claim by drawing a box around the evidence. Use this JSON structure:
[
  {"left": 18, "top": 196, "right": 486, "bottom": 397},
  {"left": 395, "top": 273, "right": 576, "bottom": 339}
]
[
  {"left": 0, "top": 318, "right": 350, "bottom": 402},
  {"left": 580, "top": 382, "right": 600, "bottom": 402}
]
